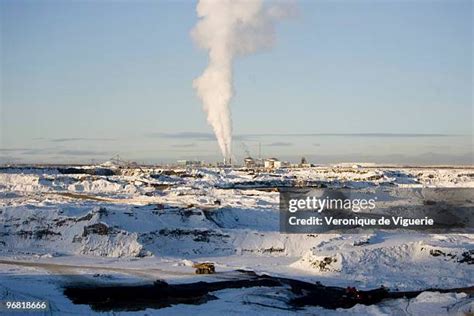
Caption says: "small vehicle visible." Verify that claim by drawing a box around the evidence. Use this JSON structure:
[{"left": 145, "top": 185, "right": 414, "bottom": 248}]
[{"left": 193, "top": 262, "right": 215, "bottom": 274}]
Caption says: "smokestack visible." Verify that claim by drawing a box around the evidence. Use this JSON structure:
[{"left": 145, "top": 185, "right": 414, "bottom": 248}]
[{"left": 191, "top": 0, "right": 295, "bottom": 160}]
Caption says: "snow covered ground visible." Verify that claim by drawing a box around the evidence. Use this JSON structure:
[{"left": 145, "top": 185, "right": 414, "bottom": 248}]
[{"left": 0, "top": 164, "right": 473, "bottom": 315}]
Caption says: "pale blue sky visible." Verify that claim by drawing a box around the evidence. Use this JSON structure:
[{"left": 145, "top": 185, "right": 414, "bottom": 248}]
[{"left": 1, "top": 0, "right": 472, "bottom": 164}]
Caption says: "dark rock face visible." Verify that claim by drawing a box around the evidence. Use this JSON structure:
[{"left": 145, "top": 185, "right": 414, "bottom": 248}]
[
  {"left": 429, "top": 248, "right": 474, "bottom": 264},
  {"left": 83, "top": 223, "right": 110, "bottom": 237},
  {"left": 58, "top": 168, "right": 116, "bottom": 176},
  {"left": 459, "top": 250, "right": 474, "bottom": 264},
  {"left": 158, "top": 228, "right": 229, "bottom": 242},
  {"left": 17, "top": 229, "right": 61, "bottom": 239}
]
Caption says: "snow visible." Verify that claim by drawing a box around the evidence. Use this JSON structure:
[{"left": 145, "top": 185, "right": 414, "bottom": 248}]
[{"left": 0, "top": 165, "right": 473, "bottom": 314}]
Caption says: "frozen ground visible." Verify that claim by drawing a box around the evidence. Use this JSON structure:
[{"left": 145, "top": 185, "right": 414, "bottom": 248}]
[{"left": 0, "top": 164, "right": 473, "bottom": 315}]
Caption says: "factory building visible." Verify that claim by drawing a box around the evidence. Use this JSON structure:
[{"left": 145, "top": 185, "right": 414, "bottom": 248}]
[
  {"left": 244, "top": 157, "right": 255, "bottom": 168},
  {"left": 263, "top": 158, "right": 290, "bottom": 169},
  {"left": 264, "top": 158, "right": 278, "bottom": 169}
]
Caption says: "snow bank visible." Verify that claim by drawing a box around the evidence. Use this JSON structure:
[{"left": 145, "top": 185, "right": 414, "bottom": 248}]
[
  {"left": 0, "top": 173, "right": 45, "bottom": 192},
  {"left": 0, "top": 206, "right": 145, "bottom": 258}
]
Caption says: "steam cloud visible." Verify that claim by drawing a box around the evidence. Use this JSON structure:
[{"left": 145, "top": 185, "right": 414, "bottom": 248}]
[{"left": 191, "top": 0, "right": 294, "bottom": 160}]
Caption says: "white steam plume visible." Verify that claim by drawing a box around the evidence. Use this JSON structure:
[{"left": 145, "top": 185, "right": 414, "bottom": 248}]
[{"left": 191, "top": 0, "right": 295, "bottom": 160}]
